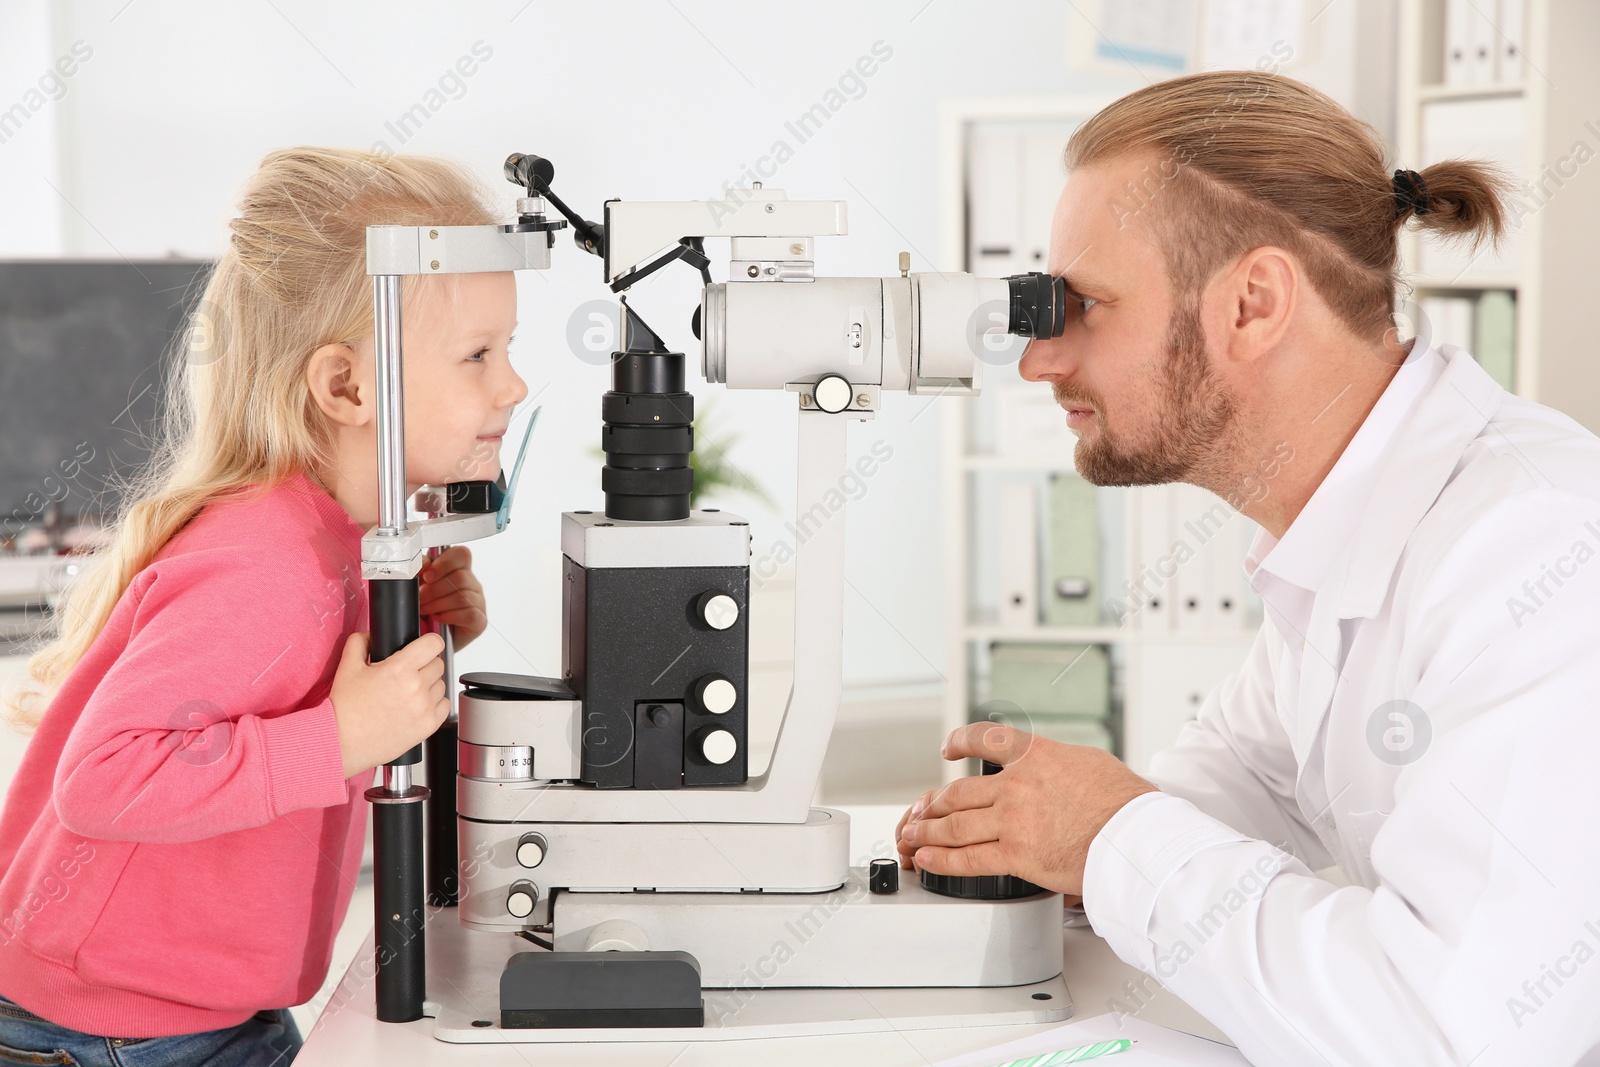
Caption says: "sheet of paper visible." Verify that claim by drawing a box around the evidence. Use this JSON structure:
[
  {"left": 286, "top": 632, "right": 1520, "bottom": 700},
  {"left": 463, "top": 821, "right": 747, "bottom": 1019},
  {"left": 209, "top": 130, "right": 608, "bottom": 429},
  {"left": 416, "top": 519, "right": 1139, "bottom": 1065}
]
[
  {"left": 1200, "top": 0, "right": 1303, "bottom": 70},
  {"left": 929, "top": 1013, "right": 1248, "bottom": 1067}
]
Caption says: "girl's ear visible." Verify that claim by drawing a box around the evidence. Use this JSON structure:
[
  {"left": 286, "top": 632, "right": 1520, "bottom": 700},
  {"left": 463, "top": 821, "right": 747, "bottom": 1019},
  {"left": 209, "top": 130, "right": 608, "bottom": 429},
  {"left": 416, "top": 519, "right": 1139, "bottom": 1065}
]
[{"left": 306, "top": 342, "right": 371, "bottom": 427}]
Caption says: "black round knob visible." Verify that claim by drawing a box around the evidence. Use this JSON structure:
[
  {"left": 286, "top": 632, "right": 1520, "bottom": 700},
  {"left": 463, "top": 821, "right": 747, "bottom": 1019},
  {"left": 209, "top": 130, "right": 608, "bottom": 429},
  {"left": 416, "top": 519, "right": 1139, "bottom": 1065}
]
[
  {"left": 869, "top": 859, "right": 899, "bottom": 894},
  {"left": 919, "top": 869, "right": 1044, "bottom": 900},
  {"left": 918, "top": 758, "right": 1044, "bottom": 900}
]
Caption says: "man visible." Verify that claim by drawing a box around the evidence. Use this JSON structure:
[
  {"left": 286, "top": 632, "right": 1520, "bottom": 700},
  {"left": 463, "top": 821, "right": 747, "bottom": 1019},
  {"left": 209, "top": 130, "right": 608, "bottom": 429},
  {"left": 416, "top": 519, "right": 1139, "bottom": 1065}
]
[{"left": 898, "top": 71, "right": 1600, "bottom": 1065}]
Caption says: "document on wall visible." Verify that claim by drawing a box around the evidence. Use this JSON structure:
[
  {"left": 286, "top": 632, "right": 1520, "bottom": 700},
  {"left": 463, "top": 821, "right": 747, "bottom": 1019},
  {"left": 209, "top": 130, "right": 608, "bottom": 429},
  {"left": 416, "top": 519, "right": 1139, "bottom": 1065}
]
[
  {"left": 1080, "top": 0, "right": 1197, "bottom": 73},
  {"left": 929, "top": 1013, "right": 1247, "bottom": 1066},
  {"left": 1200, "top": 0, "right": 1302, "bottom": 71}
]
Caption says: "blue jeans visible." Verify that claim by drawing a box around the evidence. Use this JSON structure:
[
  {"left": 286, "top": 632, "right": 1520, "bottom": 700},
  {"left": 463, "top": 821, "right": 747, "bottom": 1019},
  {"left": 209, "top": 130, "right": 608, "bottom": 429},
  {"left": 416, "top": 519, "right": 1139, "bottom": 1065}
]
[{"left": 0, "top": 993, "right": 301, "bottom": 1066}]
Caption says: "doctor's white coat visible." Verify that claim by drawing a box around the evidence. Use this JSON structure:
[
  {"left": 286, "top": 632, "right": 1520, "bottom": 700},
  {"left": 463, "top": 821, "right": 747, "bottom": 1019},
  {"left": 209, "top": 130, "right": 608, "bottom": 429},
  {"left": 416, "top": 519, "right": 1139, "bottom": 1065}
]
[{"left": 1083, "top": 343, "right": 1600, "bottom": 1066}]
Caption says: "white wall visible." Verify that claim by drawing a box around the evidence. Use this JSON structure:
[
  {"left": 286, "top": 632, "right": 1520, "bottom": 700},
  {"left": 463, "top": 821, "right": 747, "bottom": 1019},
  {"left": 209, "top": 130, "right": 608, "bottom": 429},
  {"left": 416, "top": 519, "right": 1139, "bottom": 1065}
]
[
  {"left": 4, "top": 0, "right": 1392, "bottom": 690},
  {"left": 0, "top": 1, "right": 67, "bottom": 253}
]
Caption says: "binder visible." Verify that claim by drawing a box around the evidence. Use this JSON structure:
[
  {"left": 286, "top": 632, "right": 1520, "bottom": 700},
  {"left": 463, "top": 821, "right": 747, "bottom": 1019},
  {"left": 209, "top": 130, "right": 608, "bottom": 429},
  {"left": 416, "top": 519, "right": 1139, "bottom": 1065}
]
[
  {"left": 1131, "top": 485, "right": 1176, "bottom": 631},
  {"left": 1169, "top": 483, "right": 1251, "bottom": 632},
  {"left": 1021, "top": 134, "right": 1067, "bottom": 273},
  {"left": 1444, "top": 0, "right": 1472, "bottom": 85},
  {"left": 1474, "top": 289, "right": 1517, "bottom": 390},
  {"left": 1498, "top": 0, "right": 1525, "bottom": 81},
  {"left": 1466, "top": 0, "right": 1497, "bottom": 83},
  {"left": 966, "top": 129, "right": 1021, "bottom": 275},
  {"left": 997, "top": 481, "right": 1039, "bottom": 627},
  {"left": 1044, "top": 472, "right": 1101, "bottom": 628},
  {"left": 1421, "top": 294, "right": 1474, "bottom": 352},
  {"left": 1171, "top": 483, "right": 1210, "bottom": 632},
  {"left": 987, "top": 642, "right": 1111, "bottom": 721}
]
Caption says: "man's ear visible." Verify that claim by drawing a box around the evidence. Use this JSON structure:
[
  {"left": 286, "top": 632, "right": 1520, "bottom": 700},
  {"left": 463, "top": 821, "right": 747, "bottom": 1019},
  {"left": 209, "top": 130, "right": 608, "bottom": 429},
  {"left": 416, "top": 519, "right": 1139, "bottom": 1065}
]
[
  {"left": 306, "top": 342, "right": 370, "bottom": 427},
  {"left": 1213, "top": 246, "right": 1297, "bottom": 365}
]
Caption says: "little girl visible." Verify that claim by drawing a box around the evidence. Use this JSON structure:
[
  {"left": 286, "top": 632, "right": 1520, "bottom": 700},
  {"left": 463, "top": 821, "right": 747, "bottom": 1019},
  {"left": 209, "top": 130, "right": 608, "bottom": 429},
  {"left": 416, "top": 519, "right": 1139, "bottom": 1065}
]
[{"left": 0, "top": 147, "right": 527, "bottom": 1064}]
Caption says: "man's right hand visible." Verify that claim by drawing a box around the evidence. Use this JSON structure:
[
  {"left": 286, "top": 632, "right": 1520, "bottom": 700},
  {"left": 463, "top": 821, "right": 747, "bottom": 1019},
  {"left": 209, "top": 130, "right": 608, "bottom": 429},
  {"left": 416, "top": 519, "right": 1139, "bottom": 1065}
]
[
  {"left": 898, "top": 794, "right": 1085, "bottom": 907},
  {"left": 330, "top": 630, "right": 449, "bottom": 779}
]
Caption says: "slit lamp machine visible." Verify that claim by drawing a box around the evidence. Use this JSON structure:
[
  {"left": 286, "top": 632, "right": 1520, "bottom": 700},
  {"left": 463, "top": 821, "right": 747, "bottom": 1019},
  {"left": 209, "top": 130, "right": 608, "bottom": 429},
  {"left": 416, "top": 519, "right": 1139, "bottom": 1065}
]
[{"left": 357, "top": 153, "right": 1073, "bottom": 1042}]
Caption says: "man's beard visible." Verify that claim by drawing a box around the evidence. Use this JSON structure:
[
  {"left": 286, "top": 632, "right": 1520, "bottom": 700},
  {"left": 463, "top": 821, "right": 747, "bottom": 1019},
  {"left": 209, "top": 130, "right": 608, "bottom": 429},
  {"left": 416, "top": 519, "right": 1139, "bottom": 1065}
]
[{"left": 1057, "top": 298, "right": 1236, "bottom": 487}]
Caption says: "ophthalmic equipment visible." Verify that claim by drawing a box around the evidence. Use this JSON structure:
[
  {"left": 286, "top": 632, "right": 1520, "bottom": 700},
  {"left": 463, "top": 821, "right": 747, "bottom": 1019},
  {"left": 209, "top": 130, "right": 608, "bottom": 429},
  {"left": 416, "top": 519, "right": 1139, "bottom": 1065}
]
[{"left": 360, "top": 153, "right": 1073, "bottom": 1042}]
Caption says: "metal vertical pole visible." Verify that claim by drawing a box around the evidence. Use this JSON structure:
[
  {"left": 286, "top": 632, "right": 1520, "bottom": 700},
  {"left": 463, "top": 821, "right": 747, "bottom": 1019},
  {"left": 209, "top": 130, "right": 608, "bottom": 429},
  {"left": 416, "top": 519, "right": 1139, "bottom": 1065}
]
[
  {"left": 373, "top": 275, "right": 408, "bottom": 537},
  {"left": 364, "top": 274, "right": 431, "bottom": 1023}
]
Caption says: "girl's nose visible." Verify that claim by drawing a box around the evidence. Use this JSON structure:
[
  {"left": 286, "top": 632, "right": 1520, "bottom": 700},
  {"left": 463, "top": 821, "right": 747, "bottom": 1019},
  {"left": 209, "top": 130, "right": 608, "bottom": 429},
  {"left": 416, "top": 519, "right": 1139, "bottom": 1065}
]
[{"left": 504, "top": 363, "right": 530, "bottom": 407}]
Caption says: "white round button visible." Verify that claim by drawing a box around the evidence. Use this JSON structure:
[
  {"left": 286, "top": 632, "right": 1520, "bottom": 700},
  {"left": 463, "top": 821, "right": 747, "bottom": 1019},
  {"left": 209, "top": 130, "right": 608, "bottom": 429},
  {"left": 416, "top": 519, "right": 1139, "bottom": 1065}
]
[
  {"left": 516, "top": 835, "right": 546, "bottom": 868},
  {"left": 701, "top": 729, "right": 738, "bottom": 765},
  {"left": 813, "top": 374, "right": 852, "bottom": 414},
  {"left": 701, "top": 593, "right": 739, "bottom": 630},
  {"left": 701, "top": 678, "right": 737, "bottom": 715},
  {"left": 507, "top": 883, "right": 537, "bottom": 918}
]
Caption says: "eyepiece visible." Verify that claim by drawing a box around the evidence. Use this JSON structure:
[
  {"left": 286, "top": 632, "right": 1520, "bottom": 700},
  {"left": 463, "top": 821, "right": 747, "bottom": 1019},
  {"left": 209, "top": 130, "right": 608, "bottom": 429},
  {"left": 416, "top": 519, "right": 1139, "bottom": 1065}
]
[
  {"left": 1005, "top": 272, "right": 1066, "bottom": 339},
  {"left": 504, "top": 152, "right": 554, "bottom": 194}
]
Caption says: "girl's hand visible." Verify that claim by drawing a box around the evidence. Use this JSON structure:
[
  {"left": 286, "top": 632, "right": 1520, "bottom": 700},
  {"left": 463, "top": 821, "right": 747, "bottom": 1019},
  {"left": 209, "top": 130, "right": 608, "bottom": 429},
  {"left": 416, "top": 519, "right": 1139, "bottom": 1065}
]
[
  {"left": 330, "top": 630, "right": 448, "bottom": 778},
  {"left": 418, "top": 546, "right": 488, "bottom": 652}
]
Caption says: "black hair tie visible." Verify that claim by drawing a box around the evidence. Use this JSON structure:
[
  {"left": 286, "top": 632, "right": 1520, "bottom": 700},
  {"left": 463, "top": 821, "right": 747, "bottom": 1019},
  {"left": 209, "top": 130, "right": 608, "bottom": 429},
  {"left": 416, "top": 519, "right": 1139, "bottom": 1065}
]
[{"left": 1392, "top": 168, "right": 1430, "bottom": 218}]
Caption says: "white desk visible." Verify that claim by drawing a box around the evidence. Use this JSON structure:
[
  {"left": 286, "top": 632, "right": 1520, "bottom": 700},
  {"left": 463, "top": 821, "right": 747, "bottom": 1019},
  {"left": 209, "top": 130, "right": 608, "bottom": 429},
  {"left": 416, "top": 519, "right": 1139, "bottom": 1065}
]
[{"left": 296, "top": 806, "right": 1231, "bottom": 1065}]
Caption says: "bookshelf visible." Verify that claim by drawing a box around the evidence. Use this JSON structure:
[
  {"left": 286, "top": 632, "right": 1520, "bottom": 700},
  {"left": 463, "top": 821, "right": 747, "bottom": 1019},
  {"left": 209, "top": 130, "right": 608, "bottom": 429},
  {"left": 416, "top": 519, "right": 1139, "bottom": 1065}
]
[{"left": 1395, "top": 0, "right": 1600, "bottom": 425}]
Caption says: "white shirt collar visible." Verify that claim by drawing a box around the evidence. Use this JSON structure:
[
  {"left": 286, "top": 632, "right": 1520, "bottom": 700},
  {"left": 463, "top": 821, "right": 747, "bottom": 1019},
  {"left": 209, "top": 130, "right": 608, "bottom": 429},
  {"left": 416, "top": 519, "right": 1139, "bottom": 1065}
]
[{"left": 1245, "top": 340, "right": 1446, "bottom": 602}]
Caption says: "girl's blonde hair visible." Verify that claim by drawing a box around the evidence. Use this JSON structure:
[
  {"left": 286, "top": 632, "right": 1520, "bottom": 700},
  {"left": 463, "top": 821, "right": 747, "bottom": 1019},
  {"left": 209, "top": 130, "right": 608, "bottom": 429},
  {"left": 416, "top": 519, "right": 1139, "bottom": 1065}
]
[
  {"left": 3, "top": 147, "right": 498, "bottom": 734},
  {"left": 1064, "top": 70, "right": 1513, "bottom": 340}
]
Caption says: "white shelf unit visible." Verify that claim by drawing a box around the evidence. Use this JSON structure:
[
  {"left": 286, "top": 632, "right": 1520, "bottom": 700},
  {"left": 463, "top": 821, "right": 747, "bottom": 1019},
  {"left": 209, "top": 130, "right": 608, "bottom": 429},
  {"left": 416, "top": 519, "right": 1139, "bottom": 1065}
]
[
  {"left": 936, "top": 100, "right": 1262, "bottom": 785},
  {"left": 1395, "top": 0, "right": 1600, "bottom": 428}
]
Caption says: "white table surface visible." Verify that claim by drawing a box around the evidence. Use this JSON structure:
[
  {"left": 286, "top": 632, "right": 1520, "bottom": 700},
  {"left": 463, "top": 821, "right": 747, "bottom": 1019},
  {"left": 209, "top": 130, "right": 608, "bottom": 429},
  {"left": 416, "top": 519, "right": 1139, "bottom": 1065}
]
[{"left": 296, "top": 805, "right": 1232, "bottom": 1065}]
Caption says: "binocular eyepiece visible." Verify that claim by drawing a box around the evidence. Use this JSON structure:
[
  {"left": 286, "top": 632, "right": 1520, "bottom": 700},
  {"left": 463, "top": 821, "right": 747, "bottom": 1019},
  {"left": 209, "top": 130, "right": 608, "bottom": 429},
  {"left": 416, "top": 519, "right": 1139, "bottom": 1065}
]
[{"left": 1006, "top": 271, "right": 1067, "bottom": 339}]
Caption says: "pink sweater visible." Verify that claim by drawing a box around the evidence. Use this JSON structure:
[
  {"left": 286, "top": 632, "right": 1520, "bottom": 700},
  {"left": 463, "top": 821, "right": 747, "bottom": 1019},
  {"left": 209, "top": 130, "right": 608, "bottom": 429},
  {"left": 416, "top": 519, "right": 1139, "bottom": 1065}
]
[{"left": 0, "top": 471, "right": 379, "bottom": 1037}]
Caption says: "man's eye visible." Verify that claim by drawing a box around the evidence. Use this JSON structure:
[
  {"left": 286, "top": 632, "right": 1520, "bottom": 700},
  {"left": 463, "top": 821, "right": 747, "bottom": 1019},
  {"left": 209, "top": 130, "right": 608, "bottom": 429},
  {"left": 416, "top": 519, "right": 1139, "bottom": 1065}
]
[{"left": 1076, "top": 296, "right": 1099, "bottom": 314}]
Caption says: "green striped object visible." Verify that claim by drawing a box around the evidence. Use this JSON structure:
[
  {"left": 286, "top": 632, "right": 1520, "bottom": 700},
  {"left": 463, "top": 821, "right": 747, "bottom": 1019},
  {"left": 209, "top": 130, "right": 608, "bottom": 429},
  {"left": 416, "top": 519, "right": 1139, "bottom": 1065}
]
[{"left": 991, "top": 1037, "right": 1133, "bottom": 1066}]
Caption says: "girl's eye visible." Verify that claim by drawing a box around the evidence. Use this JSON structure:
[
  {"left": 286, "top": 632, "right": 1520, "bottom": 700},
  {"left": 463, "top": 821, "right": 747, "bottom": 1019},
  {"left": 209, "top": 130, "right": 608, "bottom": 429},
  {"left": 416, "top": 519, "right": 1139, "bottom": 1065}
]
[{"left": 467, "top": 348, "right": 488, "bottom": 363}]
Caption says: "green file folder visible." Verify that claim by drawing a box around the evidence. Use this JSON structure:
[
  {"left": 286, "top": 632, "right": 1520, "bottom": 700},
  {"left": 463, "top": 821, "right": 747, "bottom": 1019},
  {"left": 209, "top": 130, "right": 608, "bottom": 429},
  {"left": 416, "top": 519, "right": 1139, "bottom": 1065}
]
[{"left": 1044, "top": 473, "right": 1100, "bottom": 627}]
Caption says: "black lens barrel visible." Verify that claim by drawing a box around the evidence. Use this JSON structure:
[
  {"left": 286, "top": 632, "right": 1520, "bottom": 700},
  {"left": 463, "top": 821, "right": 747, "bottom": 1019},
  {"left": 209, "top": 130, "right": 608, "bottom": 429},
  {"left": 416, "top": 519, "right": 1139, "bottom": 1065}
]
[
  {"left": 601, "top": 307, "right": 695, "bottom": 522},
  {"left": 1005, "top": 272, "right": 1067, "bottom": 339}
]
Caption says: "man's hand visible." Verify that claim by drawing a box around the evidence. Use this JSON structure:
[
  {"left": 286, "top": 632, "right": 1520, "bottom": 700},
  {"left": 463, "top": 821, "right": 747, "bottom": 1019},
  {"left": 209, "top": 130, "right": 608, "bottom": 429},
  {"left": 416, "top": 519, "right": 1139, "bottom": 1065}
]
[
  {"left": 418, "top": 546, "right": 488, "bottom": 652},
  {"left": 895, "top": 723, "right": 1160, "bottom": 897}
]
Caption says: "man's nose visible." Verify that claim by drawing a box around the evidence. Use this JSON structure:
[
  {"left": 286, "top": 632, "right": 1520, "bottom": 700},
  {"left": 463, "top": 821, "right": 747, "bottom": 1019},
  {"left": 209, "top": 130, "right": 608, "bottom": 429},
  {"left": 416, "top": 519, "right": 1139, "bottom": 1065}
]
[{"left": 1019, "top": 334, "right": 1069, "bottom": 383}]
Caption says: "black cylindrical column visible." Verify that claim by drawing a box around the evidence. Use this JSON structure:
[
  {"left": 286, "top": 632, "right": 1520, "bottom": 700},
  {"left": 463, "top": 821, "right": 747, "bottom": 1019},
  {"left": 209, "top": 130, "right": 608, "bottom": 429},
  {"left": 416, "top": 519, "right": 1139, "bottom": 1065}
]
[
  {"left": 371, "top": 791, "right": 428, "bottom": 1020},
  {"left": 424, "top": 720, "right": 458, "bottom": 907},
  {"left": 369, "top": 577, "right": 422, "bottom": 765},
  {"left": 601, "top": 303, "right": 694, "bottom": 522},
  {"left": 366, "top": 572, "right": 429, "bottom": 1022}
]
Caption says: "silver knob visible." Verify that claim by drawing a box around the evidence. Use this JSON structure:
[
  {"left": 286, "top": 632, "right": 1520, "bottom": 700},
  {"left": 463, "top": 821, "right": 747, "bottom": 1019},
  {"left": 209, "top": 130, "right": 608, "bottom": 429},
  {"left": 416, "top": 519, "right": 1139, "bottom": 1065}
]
[
  {"left": 516, "top": 833, "right": 547, "bottom": 868},
  {"left": 695, "top": 675, "right": 737, "bottom": 715},
  {"left": 700, "top": 728, "right": 738, "bottom": 765},
  {"left": 507, "top": 880, "right": 538, "bottom": 919},
  {"left": 813, "top": 374, "right": 852, "bottom": 414},
  {"left": 698, "top": 592, "right": 739, "bottom": 630}
]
